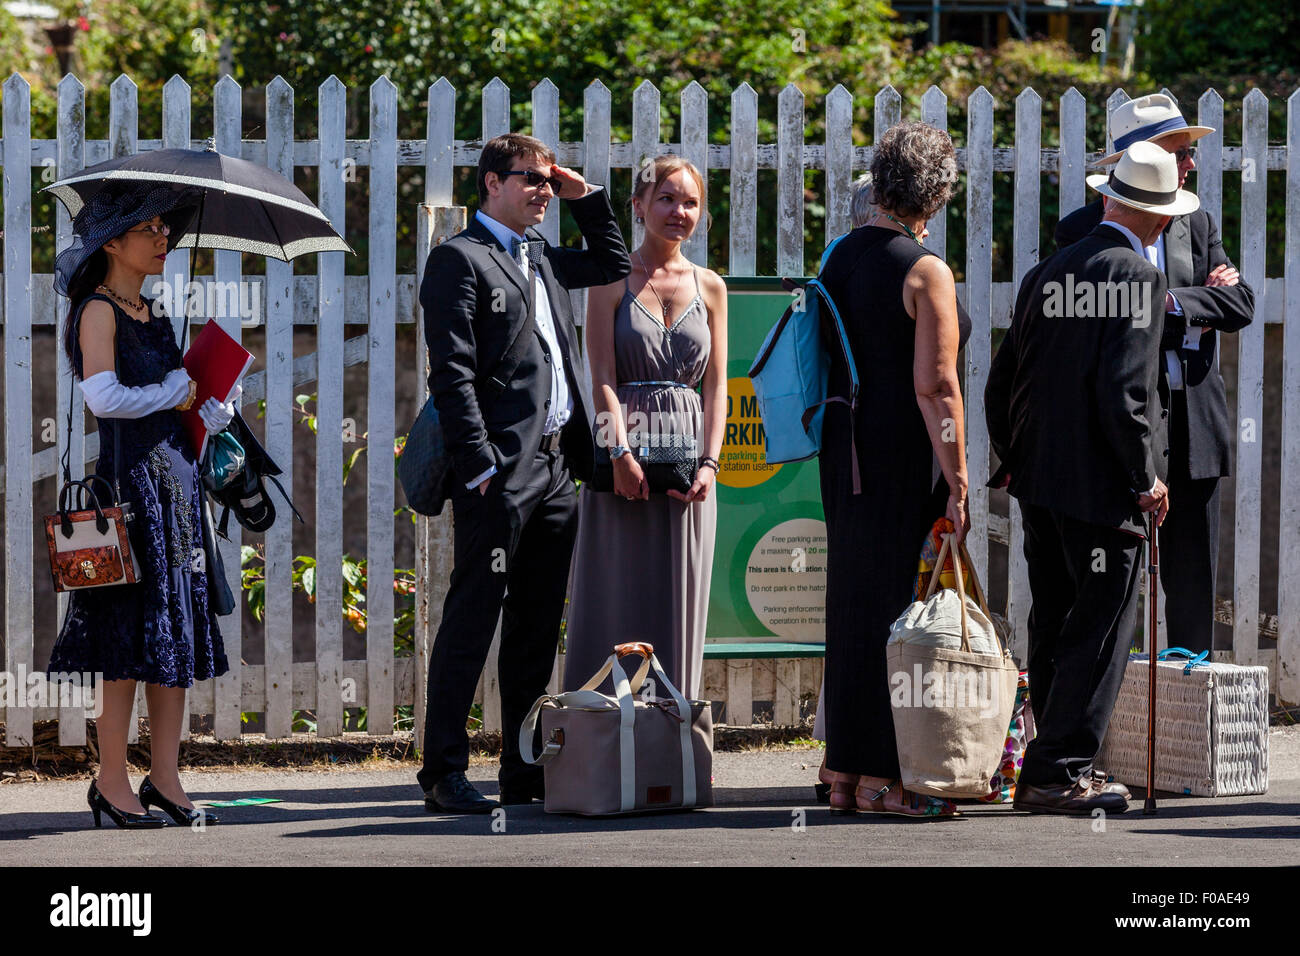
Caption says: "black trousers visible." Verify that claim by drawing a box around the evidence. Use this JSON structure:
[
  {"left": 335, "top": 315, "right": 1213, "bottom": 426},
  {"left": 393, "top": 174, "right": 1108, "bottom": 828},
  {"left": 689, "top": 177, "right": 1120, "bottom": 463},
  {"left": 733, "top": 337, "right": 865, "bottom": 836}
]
[
  {"left": 417, "top": 448, "right": 578, "bottom": 794},
  {"left": 1018, "top": 502, "right": 1144, "bottom": 787},
  {"left": 1160, "top": 390, "right": 1222, "bottom": 655}
]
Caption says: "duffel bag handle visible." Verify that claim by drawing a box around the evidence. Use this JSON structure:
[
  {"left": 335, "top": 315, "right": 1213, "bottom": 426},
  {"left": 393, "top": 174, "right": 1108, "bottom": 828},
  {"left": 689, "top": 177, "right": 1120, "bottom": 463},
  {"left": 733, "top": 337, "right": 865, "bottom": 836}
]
[
  {"left": 609, "top": 649, "right": 697, "bottom": 811},
  {"left": 519, "top": 696, "right": 565, "bottom": 767},
  {"left": 580, "top": 647, "right": 654, "bottom": 697}
]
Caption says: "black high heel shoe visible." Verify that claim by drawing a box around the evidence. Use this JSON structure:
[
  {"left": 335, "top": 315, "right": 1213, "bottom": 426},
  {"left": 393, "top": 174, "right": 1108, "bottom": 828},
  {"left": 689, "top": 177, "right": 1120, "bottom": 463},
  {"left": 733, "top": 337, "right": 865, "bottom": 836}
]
[
  {"left": 88, "top": 781, "right": 166, "bottom": 829},
  {"left": 139, "top": 776, "right": 219, "bottom": 826}
]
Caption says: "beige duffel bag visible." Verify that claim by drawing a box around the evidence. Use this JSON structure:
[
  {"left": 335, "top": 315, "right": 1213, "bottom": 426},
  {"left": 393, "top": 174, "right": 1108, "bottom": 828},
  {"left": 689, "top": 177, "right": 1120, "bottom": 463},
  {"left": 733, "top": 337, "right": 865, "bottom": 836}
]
[
  {"left": 520, "top": 642, "right": 714, "bottom": 815},
  {"left": 887, "top": 533, "right": 1019, "bottom": 798}
]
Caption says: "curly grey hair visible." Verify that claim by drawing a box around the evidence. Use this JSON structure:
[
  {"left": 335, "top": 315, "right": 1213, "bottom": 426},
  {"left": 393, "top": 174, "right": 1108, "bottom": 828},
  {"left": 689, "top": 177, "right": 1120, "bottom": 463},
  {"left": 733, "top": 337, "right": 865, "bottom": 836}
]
[{"left": 869, "top": 121, "right": 957, "bottom": 220}]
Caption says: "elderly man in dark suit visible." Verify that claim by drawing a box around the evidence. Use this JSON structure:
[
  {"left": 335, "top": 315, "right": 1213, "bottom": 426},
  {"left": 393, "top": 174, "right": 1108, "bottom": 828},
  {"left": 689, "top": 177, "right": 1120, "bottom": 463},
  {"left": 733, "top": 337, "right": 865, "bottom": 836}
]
[
  {"left": 416, "top": 133, "right": 630, "bottom": 813},
  {"left": 987, "top": 141, "right": 1198, "bottom": 815},
  {"left": 1056, "top": 94, "right": 1255, "bottom": 655}
]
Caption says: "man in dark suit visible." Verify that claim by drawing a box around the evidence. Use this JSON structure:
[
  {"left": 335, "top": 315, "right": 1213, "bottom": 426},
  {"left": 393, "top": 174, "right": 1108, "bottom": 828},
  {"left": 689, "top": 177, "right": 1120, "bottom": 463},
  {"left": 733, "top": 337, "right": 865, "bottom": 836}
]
[
  {"left": 987, "top": 141, "right": 1196, "bottom": 814},
  {"left": 1056, "top": 94, "right": 1255, "bottom": 655},
  {"left": 417, "top": 133, "right": 630, "bottom": 813}
]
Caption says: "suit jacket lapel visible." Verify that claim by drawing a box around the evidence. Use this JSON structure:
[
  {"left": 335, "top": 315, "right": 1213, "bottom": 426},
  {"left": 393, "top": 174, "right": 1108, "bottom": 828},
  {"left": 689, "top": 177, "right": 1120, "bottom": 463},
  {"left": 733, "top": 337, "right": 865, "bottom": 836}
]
[
  {"left": 1164, "top": 215, "right": 1194, "bottom": 288},
  {"left": 467, "top": 217, "right": 530, "bottom": 299}
]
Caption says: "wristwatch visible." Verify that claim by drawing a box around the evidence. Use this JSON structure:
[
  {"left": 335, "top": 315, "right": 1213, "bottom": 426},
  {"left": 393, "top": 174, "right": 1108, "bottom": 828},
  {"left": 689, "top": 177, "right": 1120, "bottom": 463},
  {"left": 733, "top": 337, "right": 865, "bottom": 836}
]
[{"left": 610, "top": 445, "right": 631, "bottom": 460}]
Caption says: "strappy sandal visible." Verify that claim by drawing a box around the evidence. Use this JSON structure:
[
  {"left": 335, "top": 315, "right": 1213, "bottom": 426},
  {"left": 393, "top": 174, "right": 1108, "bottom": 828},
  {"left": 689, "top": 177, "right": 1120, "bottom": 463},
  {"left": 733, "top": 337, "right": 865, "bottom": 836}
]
[
  {"left": 855, "top": 778, "right": 959, "bottom": 820},
  {"left": 827, "top": 773, "right": 860, "bottom": 816}
]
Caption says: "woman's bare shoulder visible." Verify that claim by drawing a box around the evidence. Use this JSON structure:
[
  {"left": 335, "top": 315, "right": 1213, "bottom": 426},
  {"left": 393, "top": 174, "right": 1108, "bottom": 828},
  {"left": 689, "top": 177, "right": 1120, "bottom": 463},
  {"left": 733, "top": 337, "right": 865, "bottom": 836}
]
[
  {"left": 79, "top": 297, "right": 118, "bottom": 334},
  {"left": 697, "top": 267, "right": 727, "bottom": 304}
]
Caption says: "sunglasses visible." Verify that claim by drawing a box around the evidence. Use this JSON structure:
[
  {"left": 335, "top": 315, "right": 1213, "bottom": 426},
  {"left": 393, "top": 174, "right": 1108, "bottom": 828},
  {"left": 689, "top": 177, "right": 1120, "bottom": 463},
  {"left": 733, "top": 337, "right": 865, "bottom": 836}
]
[
  {"left": 125, "top": 223, "right": 171, "bottom": 236},
  {"left": 1173, "top": 146, "right": 1197, "bottom": 164},
  {"left": 497, "top": 169, "right": 563, "bottom": 192}
]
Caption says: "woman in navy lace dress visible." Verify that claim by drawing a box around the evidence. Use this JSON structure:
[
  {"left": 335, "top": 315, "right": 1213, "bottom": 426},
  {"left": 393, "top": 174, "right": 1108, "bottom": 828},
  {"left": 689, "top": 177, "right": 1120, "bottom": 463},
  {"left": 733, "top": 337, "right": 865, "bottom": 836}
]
[{"left": 49, "top": 184, "right": 237, "bottom": 828}]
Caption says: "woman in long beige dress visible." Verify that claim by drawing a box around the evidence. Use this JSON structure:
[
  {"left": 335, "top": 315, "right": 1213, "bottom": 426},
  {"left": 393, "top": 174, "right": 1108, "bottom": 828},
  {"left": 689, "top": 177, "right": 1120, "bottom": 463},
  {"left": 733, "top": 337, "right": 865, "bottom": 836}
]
[{"left": 563, "top": 156, "right": 727, "bottom": 698}]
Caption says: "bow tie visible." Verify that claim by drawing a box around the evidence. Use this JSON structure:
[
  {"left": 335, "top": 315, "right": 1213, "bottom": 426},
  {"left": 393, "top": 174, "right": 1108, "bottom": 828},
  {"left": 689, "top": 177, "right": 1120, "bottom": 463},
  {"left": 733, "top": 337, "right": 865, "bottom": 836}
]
[{"left": 510, "top": 237, "right": 543, "bottom": 269}]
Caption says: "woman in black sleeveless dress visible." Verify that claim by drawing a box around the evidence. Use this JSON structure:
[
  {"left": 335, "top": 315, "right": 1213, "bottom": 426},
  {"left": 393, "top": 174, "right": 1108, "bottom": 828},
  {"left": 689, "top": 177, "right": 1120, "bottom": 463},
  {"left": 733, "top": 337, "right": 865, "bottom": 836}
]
[
  {"left": 49, "top": 185, "right": 233, "bottom": 828},
  {"left": 817, "top": 123, "right": 972, "bottom": 818}
]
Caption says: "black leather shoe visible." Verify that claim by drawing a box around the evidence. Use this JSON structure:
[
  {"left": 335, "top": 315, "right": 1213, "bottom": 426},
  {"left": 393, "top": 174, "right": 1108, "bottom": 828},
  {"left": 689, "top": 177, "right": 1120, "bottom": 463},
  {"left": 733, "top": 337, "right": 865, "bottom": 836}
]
[
  {"left": 1013, "top": 779, "right": 1129, "bottom": 816},
  {"left": 498, "top": 779, "right": 545, "bottom": 805},
  {"left": 425, "top": 772, "right": 496, "bottom": 814},
  {"left": 88, "top": 781, "right": 166, "bottom": 829},
  {"left": 1086, "top": 769, "right": 1132, "bottom": 801},
  {"left": 139, "top": 776, "right": 219, "bottom": 826}
]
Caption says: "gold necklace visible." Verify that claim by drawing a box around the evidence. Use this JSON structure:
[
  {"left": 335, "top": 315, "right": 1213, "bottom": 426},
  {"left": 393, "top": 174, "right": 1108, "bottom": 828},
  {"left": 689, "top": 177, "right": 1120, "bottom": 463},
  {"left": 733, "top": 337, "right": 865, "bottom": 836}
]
[{"left": 97, "top": 283, "right": 145, "bottom": 313}]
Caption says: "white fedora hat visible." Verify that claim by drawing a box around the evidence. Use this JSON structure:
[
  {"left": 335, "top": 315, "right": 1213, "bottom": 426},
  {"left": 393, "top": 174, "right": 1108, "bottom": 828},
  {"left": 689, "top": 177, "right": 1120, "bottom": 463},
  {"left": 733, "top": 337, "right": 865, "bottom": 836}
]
[
  {"left": 1097, "top": 93, "right": 1215, "bottom": 165},
  {"left": 1087, "top": 140, "right": 1201, "bottom": 217}
]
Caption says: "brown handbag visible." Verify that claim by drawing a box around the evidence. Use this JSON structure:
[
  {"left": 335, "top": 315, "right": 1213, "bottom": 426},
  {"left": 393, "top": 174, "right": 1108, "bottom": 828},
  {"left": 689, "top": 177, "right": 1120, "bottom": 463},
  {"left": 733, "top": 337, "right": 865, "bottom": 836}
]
[
  {"left": 45, "top": 475, "right": 141, "bottom": 591},
  {"left": 46, "top": 323, "right": 141, "bottom": 592}
]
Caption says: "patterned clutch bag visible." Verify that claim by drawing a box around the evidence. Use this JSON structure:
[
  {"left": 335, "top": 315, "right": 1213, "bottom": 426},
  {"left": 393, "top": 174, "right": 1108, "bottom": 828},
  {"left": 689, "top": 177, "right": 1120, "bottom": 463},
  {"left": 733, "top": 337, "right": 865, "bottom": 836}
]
[
  {"left": 590, "top": 433, "right": 698, "bottom": 494},
  {"left": 44, "top": 476, "right": 141, "bottom": 591}
]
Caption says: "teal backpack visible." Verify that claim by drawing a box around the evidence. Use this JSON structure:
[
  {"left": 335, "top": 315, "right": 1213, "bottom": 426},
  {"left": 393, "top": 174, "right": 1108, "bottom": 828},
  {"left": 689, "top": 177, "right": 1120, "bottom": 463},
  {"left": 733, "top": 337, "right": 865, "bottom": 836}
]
[{"left": 747, "top": 276, "right": 861, "bottom": 492}]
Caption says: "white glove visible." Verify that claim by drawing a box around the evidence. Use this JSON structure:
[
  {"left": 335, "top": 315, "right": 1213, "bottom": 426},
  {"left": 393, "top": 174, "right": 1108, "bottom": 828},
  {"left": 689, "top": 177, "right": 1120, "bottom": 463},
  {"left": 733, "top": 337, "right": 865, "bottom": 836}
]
[
  {"left": 80, "top": 368, "right": 193, "bottom": 419},
  {"left": 198, "top": 383, "right": 241, "bottom": 435},
  {"left": 198, "top": 396, "right": 235, "bottom": 435}
]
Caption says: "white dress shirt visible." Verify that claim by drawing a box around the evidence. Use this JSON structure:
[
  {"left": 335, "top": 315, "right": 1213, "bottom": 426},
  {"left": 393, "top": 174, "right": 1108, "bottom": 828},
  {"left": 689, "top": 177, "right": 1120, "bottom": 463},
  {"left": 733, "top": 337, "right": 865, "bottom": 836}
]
[{"left": 463, "top": 206, "right": 579, "bottom": 489}]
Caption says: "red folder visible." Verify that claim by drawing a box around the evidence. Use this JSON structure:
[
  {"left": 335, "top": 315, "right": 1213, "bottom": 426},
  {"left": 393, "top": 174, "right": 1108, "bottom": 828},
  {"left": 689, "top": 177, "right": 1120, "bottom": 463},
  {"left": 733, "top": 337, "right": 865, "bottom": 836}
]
[{"left": 182, "top": 320, "right": 255, "bottom": 460}]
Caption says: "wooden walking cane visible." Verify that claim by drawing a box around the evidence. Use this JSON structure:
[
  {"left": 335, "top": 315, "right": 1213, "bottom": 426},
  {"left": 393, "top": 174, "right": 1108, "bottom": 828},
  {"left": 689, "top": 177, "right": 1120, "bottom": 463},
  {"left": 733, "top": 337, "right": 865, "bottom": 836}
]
[{"left": 1144, "top": 511, "right": 1159, "bottom": 815}]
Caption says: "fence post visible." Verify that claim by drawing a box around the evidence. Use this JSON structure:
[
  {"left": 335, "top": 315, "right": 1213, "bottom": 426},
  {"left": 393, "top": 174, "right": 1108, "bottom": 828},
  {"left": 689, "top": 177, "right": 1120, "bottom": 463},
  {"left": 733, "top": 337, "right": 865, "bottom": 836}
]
[
  {"left": 315, "top": 75, "right": 348, "bottom": 737},
  {"left": 776, "top": 83, "right": 805, "bottom": 276},
  {"left": 729, "top": 83, "right": 758, "bottom": 275},
  {"left": 3, "top": 72, "right": 34, "bottom": 746},
  {"left": 825, "top": 84, "right": 854, "bottom": 247},
  {"left": 54, "top": 73, "right": 87, "bottom": 746},
  {"left": 964, "top": 87, "right": 994, "bottom": 584},
  {"left": 263, "top": 76, "right": 296, "bottom": 739},
  {"left": 1006, "top": 88, "right": 1042, "bottom": 665},
  {"left": 212, "top": 74, "right": 244, "bottom": 740},
  {"left": 1234, "top": 89, "right": 1269, "bottom": 669},
  {"left": 1280, "top": 91, "right": 1300, "bottom": 704},
  {"left": 412, "top": 82, "right": 461, "bottom": 752},
  {"left": 366, "top": 75, "right": 398, "bottom": 735}
]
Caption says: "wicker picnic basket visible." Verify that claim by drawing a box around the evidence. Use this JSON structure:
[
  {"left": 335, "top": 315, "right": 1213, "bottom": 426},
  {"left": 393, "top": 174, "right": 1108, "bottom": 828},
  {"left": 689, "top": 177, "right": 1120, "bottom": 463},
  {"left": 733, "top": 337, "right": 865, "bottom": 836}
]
[{"left": 1097, "top": 650, "right": 1269, "bottom": 797}]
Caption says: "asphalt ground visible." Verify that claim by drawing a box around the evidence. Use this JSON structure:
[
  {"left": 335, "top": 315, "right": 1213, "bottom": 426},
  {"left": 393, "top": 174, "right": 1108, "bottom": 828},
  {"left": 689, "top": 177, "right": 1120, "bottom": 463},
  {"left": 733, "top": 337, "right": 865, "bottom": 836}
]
[{"left": 3, "top": 728, "right": 1297, "bottom": 867}]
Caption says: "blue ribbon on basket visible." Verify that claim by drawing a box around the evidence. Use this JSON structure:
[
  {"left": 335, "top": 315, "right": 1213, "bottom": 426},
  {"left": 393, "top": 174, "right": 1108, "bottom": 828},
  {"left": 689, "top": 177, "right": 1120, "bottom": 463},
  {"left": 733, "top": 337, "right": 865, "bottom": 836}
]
[{"left": 1157, "top": 647, "right": 1211, "bottom": 674}]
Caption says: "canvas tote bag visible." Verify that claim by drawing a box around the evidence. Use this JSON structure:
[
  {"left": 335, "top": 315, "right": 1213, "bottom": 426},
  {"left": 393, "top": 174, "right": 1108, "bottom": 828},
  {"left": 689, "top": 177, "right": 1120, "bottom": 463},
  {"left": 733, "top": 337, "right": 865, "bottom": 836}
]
[
  {"left": 520, "top": 641, "right": 713, "bottom": 815},
  {"left": 887, "top": 533, "right": 1019, "bottom": 798}
]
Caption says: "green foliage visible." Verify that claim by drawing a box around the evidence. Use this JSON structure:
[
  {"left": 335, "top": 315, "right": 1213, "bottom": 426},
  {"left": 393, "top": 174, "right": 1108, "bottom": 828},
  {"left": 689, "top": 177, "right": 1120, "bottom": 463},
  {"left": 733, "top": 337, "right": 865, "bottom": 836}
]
[{"left": 1140, "top": 0, "right": 1300, "bottom": 77}]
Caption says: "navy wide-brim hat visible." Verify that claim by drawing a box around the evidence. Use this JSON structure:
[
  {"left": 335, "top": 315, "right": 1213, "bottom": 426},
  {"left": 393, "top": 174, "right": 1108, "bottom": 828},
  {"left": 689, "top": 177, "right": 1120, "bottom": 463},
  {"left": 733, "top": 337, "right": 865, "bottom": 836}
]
[{"left": 53, "top": 182, "right": 204, "bottom": 297}]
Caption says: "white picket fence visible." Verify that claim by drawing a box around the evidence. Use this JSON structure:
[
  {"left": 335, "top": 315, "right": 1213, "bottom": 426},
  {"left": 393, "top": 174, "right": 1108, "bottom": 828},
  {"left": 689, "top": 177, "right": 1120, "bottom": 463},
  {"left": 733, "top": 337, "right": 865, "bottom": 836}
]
[{"left": 1, "top": 73, "right": 1297, "bottom": 747}]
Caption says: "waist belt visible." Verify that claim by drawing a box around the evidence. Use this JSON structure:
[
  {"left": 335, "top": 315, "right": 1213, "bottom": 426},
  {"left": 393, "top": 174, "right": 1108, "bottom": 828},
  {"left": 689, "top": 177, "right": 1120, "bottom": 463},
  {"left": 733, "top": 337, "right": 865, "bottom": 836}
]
[
  {"left": 620, "top": 380, "right": 694, "bottom": 389},
  {"left": 540, "top": 430, "right": 563, "bottom": 454}
]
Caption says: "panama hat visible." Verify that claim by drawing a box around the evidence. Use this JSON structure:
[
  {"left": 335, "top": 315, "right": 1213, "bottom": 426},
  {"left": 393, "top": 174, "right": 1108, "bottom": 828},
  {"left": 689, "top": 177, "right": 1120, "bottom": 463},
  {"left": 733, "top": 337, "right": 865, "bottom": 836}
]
[
  {"left": 1087, "top": 141, "right": 1200, "bottom": 217},
  {"left": 1097, "top": 93, "right": 1215, "bottom": 165}
]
